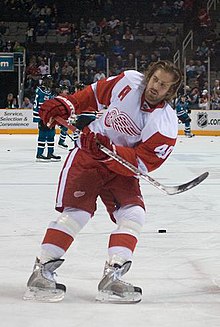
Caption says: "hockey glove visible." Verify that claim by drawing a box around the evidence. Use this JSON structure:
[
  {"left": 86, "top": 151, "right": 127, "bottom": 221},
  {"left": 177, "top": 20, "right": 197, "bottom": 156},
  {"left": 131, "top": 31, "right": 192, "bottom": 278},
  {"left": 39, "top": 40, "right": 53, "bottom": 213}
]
[
  {"left": 80, "top": 127, "right": 114, "bottom": 161},
  {"left": 39, "top": 96, "right": 75, "bottom": 128}
]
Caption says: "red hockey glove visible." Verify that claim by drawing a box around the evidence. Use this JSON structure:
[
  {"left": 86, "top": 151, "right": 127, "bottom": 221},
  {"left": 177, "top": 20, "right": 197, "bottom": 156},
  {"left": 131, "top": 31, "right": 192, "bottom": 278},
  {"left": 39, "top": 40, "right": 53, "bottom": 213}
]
[
  {"left": 39, "top": 96, "right": 75, "bottom": 128},
  {"left": 80, "top": 127, "right": 113, "bottom": 161}
]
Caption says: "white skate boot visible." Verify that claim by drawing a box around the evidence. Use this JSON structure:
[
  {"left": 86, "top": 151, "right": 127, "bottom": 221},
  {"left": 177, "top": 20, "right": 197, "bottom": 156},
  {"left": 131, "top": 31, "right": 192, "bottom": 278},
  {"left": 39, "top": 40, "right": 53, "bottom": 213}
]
[
  {"left": 96, "top": 260, "right": 142, "bottom": 304},
  {"left": 23, "top": 258, "right": 66, "bottom": 302}
]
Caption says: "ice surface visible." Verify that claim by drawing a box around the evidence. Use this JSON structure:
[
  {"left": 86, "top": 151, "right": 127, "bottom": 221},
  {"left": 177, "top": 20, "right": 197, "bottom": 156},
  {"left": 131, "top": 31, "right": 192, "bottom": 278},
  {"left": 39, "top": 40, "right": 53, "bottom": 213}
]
[{"left": 0, "top": 134, "right": 220, "bottom": 327}]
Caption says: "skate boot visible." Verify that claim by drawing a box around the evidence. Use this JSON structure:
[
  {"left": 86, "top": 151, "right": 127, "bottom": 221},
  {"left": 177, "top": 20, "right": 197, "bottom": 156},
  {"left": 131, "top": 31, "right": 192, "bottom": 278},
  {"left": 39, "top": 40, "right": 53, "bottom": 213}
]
[
  {"left": 185, "top": 132, "right": 195, "bottom": 138},
  {"left": 96, "top": 260, "right": 142, "bottom": 304},
  {"left": 47, "top": 154, "right": 61, "bottom": 162},
  {"left": 58, "top": 141, "right": 68, "bottom": 150},
  {"left": 23, "top": 258, "right": 66, "bottom": 302},
  {"left": 36, "top": 154, "right": 51, "bottom": 162}
]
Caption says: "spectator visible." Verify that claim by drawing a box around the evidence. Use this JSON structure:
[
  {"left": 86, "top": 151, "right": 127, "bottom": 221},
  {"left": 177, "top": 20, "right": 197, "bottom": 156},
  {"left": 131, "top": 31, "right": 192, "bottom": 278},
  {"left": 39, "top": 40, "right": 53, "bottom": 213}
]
[
  {"left": 22, "top": 97, "right": 33, "bottom": 109},
  {"left": 93, "top": 69, "right": 106, "bottom": 82},
  {"left": 158, "top": 36, "right": 172, "bottom": 60},
  {"left": 194, "top": 60, "right": 206, "bottom": 87},
  {"left": 59, "top": 75, "right": 72, "bottom": 89},
  {"left": 122, "top": 27, "right": 134, "bottom": 41},
  {"left": 79, "top": 17, "right": 86, "bottom": 33},
  {"left": 111, "top": 39, "right": 125, "bottom": 58},
  {"left": 51, "top": 61, "right": 62, "bottom": 85},
  {"left": 63, "top": 51, "right": 75, "bottom": 65},
  {"left": 145, "top": 25, "right": 157, "bottom": 36},
  {"left": 188, "top": 87, "right": 200, "bottom": 109},
  {"left": 108, "top": 15, "right": 120, "bottom": 30},
  {"left": 195, "top": 41, "right": 209, "bottom": 61},
  {"left": 124, "top": 53, "right": 135, "bottom": 69},
  {"left": 84, "top": 55, "right": 97, "bottom": 72},
  {"left": 186, "top": 59, "right": 197, "bottom": 81},
  {"left": 96, "top": 52, "right": 107, "bottom": 71},
  {"left": 212, "top": 79, "right": 220, "bottom": 97},
  {"left": 139, "top": 54, "right": 149, "bottom": 72},
  {"left": 36, "top": 20, "right": 48, "bottom": 36},
  {"left": 211, "top": 89, "right": 220, "bottom": 110},
  {"left": 26, "top": 26, "right": 35, "bottom": 43},
  {"left": 0, "top": 21, "right": 7, "bottom": 35},
  {"left": 99, "top": 17, "right": 108, "bottom": 33},
  {"left": 61, "top": 61, "right": 75, "bottom": 84},
  {"left": 199, "top": 89, "right": 210, "bottom": 110},
  {"left": 173, "top": 0, "right": 184, "bottom": 17},
  {"left": 13, "top": 41, "right": 25, "bottom": 53},
  {"left": 3, "top": 40, "right": 12, "bottom": 52},
  {"left": 38, "top": 60, "right": 49, "bottom": 76},
  {"left": 158, "top": 1, "right": 171, "bottom": 19},
  {"left": 196, "top": 7, "right": 212, "bottom": 41},
  {"left": 4, "top": 93, "right": 18, "bottom": 109},
  {"left": 166, "top": 23, "right": 179, "bottom": 36},
  {"left": 57, "top": 22, "right": 71, "bottom": 36},
  {"left": 26, "top": 59, "right": 41, "bottom": 91},
  {"left": 86, "top": 18, "right": 97, "bottom": 35}
]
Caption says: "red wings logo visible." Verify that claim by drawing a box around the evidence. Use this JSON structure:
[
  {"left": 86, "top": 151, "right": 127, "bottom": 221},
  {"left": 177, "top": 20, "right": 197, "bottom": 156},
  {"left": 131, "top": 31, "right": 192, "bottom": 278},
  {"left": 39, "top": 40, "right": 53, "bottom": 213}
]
[{"left": 104, "top": 108, "right": 141, "bottom": 136}]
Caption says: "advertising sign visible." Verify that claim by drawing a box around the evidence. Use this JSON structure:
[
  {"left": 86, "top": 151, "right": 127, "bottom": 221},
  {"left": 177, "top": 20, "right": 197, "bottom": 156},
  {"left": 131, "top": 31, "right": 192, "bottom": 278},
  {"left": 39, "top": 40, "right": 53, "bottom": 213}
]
[{"left": 0, "top": 53, "right": 14, "bottom": 72}]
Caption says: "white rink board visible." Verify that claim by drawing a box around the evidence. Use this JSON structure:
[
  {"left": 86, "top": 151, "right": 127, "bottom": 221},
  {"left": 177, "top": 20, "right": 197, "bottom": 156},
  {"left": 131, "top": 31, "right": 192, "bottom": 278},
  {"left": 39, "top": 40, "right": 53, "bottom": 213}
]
[
  {"left": 0, "top": 109, "right": 36, "bottom": 129},
  {"left": 0, "top": 109, "right": 220, "bottom": 135},
  {"left": 178, "top": 109, "right": 220, "bottom": 134}
]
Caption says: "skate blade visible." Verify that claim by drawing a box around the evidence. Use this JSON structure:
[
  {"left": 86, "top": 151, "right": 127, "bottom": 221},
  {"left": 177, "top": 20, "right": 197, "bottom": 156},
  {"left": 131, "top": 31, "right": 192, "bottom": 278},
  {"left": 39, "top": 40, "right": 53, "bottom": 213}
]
[
  {"left": 23, "top": 287, "right": 65, "bottom": 303},
  {"left": 96, "top": 290, "right": 142, "bottom": 304},
  {"left": 36, "top": 159, "right": 51, "bottom": 162}
]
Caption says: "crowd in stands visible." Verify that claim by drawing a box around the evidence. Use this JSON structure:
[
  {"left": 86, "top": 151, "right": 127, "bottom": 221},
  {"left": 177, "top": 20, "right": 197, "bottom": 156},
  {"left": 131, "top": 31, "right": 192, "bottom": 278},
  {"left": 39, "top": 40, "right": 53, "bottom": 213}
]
[{"left": 0, "top": 0, "right": 220, "bottom": 110}]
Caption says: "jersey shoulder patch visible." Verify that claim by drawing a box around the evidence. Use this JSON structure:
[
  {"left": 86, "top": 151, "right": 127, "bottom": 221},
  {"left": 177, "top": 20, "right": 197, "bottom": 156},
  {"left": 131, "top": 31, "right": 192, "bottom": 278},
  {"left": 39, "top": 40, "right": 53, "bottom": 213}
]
[{"left": 124, "top": 70, "right": 145, "bottom": 90}]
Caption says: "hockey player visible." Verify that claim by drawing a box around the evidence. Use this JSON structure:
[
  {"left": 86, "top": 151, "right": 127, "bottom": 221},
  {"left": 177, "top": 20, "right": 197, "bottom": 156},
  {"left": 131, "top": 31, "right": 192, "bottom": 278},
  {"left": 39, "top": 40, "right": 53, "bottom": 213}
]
[
  {"left": 33, "top": 75, "right": 61, "bottom": 161},
  {"left": 57, "top": 85, "right": 70, "bottom": 150},
  {"left": 176, "top": 94, "right": 195, "bottom": 137},
  {"left": 24, "top": 61, "right": 182, "bottom": 303}
]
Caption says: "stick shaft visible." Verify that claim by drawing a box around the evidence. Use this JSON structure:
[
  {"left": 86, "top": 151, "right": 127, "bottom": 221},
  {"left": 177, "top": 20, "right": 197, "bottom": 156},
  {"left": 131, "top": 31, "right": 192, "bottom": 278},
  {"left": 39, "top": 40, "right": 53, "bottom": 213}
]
[{"left": 55, "top": 116, "right": 208, "bottom": 195}]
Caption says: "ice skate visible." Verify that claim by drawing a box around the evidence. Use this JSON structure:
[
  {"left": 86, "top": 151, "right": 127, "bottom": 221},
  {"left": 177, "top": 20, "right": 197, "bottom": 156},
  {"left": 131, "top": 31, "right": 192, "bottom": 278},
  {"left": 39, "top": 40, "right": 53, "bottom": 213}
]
[
  {"left": 58, "top": 141, "right": 68, "bottom": 150},
  {"left": 36, "top": 154, "right": 51, "bottom": 162},
  {"left": 185, "top": 132, "right": 195, "bottom": 138},
  {"left": 47, "top": 154, "right": 61, "bottom": 162},
  {"left": 96, "top": 260, "right": 142, "bottom": 304},
  {"left": 23, "top": 258, "right": 66, "bottom": 302}
]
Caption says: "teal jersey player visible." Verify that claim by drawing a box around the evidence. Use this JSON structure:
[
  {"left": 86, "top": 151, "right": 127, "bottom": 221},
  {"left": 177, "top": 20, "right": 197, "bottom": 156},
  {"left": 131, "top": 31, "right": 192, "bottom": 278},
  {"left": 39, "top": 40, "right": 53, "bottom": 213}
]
[{"left": 33, "top": 75, "right": 61, "bottom": 162}]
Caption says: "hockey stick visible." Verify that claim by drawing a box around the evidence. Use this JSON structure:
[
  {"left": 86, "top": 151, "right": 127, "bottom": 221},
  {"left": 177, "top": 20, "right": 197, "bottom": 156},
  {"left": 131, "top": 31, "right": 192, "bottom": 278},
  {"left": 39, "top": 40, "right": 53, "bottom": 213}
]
[{"left": 55, "top": 116, "right": 209, "bottom": 195}]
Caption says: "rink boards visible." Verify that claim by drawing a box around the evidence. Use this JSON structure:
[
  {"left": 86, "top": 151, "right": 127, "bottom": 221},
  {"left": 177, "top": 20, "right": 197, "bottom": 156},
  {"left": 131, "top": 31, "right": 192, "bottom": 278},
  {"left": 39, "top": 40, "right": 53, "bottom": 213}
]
[{"left": 0, "top": 108, "right": 220, "bottom": 136}]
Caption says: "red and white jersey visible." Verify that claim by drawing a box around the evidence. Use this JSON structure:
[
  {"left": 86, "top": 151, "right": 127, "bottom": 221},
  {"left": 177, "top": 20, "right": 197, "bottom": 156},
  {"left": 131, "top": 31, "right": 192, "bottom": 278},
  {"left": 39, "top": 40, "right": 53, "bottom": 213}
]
[{"left": 70, "top": 70, "right": 178, "bottom": 176}]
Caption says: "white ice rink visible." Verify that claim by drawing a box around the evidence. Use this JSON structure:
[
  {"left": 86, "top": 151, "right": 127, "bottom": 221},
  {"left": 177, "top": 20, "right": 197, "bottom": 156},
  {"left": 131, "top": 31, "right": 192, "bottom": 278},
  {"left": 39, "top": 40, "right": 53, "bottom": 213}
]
[{"left": 0, "top": 134, "right": 220, "bottom": 327}]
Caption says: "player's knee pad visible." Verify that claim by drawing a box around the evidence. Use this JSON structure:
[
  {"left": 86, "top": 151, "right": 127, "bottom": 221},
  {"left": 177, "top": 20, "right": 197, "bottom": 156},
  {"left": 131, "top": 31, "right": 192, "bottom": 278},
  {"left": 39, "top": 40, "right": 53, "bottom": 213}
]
[
  {"left": 113, "top": 205, "right": 146, "bottom": 239},
  {"left": 49, "top": 207, "right": 91, "bottom": 238}
]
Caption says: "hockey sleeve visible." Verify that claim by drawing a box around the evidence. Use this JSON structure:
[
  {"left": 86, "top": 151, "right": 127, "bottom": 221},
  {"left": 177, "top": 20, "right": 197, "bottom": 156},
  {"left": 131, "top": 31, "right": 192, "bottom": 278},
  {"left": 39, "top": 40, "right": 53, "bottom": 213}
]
[
  {"left": 75, "top": 111, "right": 97, "bottom": 130},
  {"left": 103, "top": 133, "right": 176, "bottom": 176}
]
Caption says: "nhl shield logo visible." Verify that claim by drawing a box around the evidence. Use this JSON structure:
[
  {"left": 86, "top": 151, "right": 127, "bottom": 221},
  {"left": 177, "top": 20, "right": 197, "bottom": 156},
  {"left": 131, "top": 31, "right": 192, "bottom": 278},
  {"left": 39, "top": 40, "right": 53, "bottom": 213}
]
[{"left": 197, "top": 112, "right": 208, "bottom": 128}]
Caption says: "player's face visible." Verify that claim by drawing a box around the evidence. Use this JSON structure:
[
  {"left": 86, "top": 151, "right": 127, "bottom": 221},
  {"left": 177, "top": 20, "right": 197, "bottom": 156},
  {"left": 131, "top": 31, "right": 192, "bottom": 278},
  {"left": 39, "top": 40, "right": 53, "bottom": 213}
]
[{"left": 145, "top": 69, "right": 175, "bottom": 104}]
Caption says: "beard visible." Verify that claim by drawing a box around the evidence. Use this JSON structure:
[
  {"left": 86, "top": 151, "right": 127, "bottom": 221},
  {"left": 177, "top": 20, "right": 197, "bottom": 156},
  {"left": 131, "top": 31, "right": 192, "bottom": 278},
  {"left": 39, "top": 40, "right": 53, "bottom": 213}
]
[{"left": 145, "top": 88, "right": 163, "bottom": 105}]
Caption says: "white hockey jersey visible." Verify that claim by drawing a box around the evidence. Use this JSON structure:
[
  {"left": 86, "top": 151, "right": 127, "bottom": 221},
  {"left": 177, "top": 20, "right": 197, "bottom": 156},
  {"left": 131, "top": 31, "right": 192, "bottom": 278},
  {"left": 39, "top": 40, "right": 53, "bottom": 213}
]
[{"left": 70, "top": 70, "right": 178, "bottom": 176}]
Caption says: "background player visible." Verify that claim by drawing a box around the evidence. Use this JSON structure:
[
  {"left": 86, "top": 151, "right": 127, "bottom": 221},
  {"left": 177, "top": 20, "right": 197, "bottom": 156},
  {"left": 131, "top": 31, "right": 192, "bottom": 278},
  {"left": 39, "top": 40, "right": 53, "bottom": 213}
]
[
  {"left": 33, "top": 75, "right": 61, "bottom": 161},
  {"left": 176, "top": 94, "right": 195, "bottom": 137},
  {"left": 56, "top": 85, "right": 70, "bottom": 150}
]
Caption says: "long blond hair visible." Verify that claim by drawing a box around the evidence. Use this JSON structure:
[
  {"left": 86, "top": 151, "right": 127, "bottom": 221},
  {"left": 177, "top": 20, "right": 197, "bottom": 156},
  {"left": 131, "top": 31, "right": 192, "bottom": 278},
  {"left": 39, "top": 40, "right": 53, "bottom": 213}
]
[{"left": 144, "top": 60, "right": 183, "bottom": 101}]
